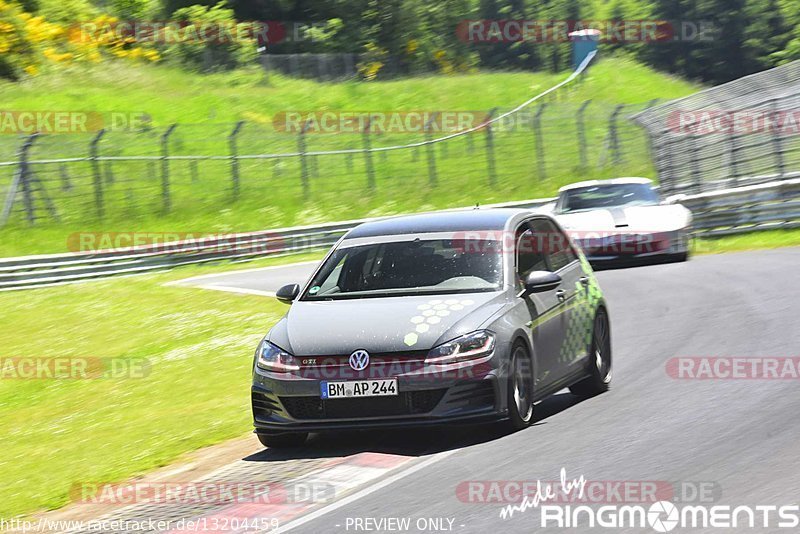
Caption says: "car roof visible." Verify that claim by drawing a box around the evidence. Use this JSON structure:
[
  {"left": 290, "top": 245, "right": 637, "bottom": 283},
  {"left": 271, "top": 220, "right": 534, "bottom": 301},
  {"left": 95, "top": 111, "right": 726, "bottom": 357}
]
[
  {"left": 345, "top": 208, "right": 536, "bottom": 239},
  {"left": 558, "top": 177, "right": 653, "bottom": 192}
]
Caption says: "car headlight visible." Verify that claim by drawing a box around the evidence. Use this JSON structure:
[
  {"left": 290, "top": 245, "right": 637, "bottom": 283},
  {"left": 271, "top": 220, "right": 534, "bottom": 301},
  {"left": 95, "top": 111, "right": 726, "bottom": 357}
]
[
  {"left": 425, "top": 330, "right": 495, "bottom": 365},
  {"left": 256, "top": 340, "right": 299, "bottom": 372}
]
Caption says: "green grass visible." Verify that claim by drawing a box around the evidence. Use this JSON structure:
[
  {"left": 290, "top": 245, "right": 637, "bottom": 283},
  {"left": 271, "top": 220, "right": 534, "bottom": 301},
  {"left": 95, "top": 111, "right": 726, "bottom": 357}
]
[
  {"left": 0, "top": 57, "right": 699, "bottom": 257},
  {"left": 0, "top": 251, "right": 326, "bottom": 519},
  {"left": 0, "top": 57, "right": 693, "bottom": 123},
  {"left": 695, "top": 228, "right": 800, "bottom": 254}
]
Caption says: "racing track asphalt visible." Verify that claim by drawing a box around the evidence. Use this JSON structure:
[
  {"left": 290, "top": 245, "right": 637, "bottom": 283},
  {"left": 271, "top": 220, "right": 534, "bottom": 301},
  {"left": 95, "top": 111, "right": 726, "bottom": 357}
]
[{"left": 176, "top": 247, "right": 800, "bottom": 533}]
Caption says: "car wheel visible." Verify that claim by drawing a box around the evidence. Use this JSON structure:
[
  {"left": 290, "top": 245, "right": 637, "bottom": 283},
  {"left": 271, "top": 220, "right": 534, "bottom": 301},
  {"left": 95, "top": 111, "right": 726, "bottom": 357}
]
[
  {"left": 569, "top": 308, "right": 612, "bottom": 397},
  {"left": 506, "top": 342, "right": 534, "bottom": 431},
  {"left": 257, "top": 432, "right": 308, "bottom": 448}
]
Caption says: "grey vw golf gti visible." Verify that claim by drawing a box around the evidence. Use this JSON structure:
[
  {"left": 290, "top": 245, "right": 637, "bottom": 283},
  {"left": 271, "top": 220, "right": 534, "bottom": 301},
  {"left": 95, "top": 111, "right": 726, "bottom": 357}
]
[{"left": 252, "top": 209, "right": 611, "bottom": 447}]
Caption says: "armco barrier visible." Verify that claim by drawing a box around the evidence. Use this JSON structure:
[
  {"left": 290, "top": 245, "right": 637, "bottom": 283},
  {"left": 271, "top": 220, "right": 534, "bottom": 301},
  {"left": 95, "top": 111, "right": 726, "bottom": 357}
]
[
  {"left": 0, "top": 198, "right": 555, "bottom": 291},
  {"left": 2, "top": 179, "right": 798, "bottom": 291},
  {"left": 674, "top": 178, "right": 800, "bottom": 237}
]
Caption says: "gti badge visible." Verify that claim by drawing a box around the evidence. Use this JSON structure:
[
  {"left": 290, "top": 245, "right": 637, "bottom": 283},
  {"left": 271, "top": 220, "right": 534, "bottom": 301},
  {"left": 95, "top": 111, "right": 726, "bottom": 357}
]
[{"left": 349, "top": 350, "right": 370, "bottom": 371}]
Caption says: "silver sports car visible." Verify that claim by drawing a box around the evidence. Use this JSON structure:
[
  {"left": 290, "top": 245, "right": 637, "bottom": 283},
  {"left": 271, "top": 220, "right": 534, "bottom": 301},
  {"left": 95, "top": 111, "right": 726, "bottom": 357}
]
[
  {"left": 552, "top": 178, "right": 692, "bottom": 263},
  {"left": 251, "top": 209, "right": 611, "bottom": 448}
]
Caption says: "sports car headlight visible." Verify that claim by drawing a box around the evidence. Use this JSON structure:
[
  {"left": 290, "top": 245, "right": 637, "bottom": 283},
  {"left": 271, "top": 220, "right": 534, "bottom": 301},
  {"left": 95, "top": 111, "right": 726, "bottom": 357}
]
[
  {"left": 425, "top": 331, "right": 495, "bottom": 365},
  {"left": 256, "top": 340, "right": 299, "bottom": 372}
]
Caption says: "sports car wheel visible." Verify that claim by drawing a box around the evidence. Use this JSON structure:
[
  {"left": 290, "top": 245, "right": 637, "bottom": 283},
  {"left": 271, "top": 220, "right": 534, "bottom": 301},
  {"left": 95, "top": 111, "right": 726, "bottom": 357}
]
[
  {"left": 506, "top": 342, "right": 534, "bottom": 430},
  {"left": 569, "top": 308, "right": 612, "bottom": 397}
]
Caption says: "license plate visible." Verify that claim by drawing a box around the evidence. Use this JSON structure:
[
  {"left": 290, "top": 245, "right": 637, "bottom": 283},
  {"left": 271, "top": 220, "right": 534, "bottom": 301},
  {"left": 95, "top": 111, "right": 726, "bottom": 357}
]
[{"left": 320, "top": 379, "right": 398, "bottom": 399}]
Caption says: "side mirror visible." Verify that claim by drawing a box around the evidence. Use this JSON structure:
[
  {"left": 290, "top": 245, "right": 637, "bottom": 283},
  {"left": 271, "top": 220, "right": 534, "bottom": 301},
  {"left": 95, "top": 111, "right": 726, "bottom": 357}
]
[
  {"left": 521, "top": 271, "right": 562, "bottom": 297},
  {"left": 275, "top": 283, "right": 300, "bottom": 304}
]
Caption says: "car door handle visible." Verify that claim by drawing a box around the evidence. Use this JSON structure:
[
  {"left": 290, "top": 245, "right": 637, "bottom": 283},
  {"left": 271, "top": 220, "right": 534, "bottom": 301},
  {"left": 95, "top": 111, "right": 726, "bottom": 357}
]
[
  {"left": 556, "top": 289, "right": 566, "bottom": 302},
  {"left": 579, "top": 276, "right": 590, "bottom": 287}
]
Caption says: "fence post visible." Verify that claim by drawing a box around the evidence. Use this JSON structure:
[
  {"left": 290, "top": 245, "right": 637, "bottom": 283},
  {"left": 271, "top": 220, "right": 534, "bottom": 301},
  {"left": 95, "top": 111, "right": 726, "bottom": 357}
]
[
  {"left": 659, "top": 136, "right": 677, "bottom": 194},
  {"left": 689, "top": 134, "right": 703, "bottom": 193},
  {"left": 297, "top": 119, "right": 311, "bottom": 197},
  {"left": 89, "top": 129, "right": 106, "bottom": 219},
  {"left": 160, "top": 124, "right": 177, "bottom": 213},
  {"left": 424, "top": 112, "right": 439, "bottom": 186},
  {"left": 229, "top": 121, "right": 245, "bottom": 200},
  {"left": 608, "top": 104, "right": 624, "bottom": 165},
  {"left": 20, "top": 134, "right": 40, "bottom": 224},
  {"left": 576, "top": 100, "right": 591, "bottom": 169},
  {"left": 726, "top": 130, "right": 740, "bottom": 185},
  {"left": 362, "top": 118, "right": 376, "bottom": 190},
  {"left": 0, "top": 134, "right": 38, "bottom": 227},
  {"left": 770, "top": 100, "right": 785, "bottom": 178},
  {"left": 534, "top": 104, "right": 547, "bottom": 180},
  {"left": 484, "top": 108, "right": 498, "bottom": 187}
]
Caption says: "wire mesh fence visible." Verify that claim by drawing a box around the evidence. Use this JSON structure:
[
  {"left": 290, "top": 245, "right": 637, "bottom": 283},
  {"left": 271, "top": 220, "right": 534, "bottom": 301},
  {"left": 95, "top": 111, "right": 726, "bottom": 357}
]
[
  {"left": 632, "top": 60, "right": 800, "bottom": 195},
  {"left": 0, "top": 99, "right": 660, "bottom": 230}
]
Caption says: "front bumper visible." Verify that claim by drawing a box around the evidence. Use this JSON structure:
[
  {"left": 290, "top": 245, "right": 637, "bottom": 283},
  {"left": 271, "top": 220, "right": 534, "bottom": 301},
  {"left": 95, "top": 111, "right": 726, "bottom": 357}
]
[
  {"left": 251, "top": 358, "right": 503, "bottom": 433},
  {"left": 575, "top": 229, "right": 690, "bottom": 262}
]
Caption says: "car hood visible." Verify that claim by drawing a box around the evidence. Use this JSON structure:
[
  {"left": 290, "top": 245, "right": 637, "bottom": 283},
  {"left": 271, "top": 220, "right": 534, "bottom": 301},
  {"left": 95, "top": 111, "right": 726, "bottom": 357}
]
[
  {"left": 268, "top": 291, "right": 509, "bottom": 355},
  {"left": 556, "top": 204, "right": 692, "bottom": 233}
]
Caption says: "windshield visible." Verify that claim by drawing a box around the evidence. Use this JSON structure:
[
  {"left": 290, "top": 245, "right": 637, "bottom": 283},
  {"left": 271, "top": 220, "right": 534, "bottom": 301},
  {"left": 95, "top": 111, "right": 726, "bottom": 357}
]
[
  {"left": 558, "top": 183, "right": 660, "bottom": 213},
  {"left": 302, "top": 238, "right": 503, "bottom": 300}
]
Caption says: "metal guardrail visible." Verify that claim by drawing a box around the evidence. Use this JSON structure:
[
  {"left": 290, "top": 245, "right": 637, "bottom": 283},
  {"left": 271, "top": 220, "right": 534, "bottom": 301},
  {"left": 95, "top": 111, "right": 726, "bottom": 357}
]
[
  {"left": 2, "top": 179, "right": 798, "bottom": 291},
  {"left": 0, "top": 198, "right": 555, "bottom": 291},
  {"left": 676, "top": 177, "right": 800, "bottom": 237}
]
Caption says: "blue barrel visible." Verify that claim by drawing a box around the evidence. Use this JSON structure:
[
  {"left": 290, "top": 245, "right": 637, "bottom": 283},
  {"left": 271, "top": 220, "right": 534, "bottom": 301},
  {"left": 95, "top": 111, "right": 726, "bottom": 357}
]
[{"left": 569, "top": 29, "right": 601, "bottom": 69}]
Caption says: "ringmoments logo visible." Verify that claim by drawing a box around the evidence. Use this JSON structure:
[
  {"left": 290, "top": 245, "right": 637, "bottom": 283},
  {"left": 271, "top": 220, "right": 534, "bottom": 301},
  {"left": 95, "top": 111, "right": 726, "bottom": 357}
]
[{"left": 493, "top": 468, "right": 799, "bottom": 531}]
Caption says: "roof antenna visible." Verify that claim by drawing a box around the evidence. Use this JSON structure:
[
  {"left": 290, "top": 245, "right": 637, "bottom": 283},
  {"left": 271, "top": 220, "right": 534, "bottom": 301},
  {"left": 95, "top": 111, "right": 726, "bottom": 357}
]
[{"left": 474, "top": 202, "right": 480, "bottom": 210}]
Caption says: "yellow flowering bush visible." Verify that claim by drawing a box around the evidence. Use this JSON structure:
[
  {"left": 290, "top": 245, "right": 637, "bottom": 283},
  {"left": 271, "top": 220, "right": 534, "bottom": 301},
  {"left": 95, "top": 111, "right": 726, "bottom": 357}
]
[
  {"left": 0, "top": 0, "right": 37, "bottom": 80},
  {"left": 0, "top": 2, "right": 159, "bottom": 81}
]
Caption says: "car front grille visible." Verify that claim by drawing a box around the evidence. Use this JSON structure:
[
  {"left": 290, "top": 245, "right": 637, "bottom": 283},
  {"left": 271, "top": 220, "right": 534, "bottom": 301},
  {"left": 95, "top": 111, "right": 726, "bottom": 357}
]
[
  {"left": 251, "top": 390, "right": 281, "bottom": 420},
  {"left": 280, "top": 389, "right": 446, "bottom": 420},
  {"left": 445, "top": 379, "right": 496, "bottom": 409}
]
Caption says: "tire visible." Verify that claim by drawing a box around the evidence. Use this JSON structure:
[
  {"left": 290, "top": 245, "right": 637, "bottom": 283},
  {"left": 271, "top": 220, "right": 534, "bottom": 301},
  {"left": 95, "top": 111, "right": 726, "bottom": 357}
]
[
  {"left": 569, "top": 308, "right": 612, "bottom": 397},
  {"left": 506, "top": 342, "right": 534, "bottom": 431},
  {"left": 257, "top": 432, "right": 308, "bottom": 448}
]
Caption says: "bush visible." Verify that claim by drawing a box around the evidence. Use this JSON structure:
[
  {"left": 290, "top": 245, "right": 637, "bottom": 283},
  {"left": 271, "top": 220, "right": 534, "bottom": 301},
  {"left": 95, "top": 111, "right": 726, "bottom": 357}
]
[
  {"left": 0, "top": 1, "right": 41, "bottom": 80},
  {"left": 159, "top": 2, "right": 256, "bottom": 72}
]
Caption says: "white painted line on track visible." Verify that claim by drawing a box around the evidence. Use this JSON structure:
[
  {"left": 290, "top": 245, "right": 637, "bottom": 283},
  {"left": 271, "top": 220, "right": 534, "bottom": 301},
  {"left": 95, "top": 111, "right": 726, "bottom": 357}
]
[
  {"left": 274, "top": 449, "right": 458, "bottom": 533},
  {"left": 192, "top": 284, "right": 277, "bottom": 298},
  {"left": 167, "top": 260, "right": 320, "bottom": 286}
]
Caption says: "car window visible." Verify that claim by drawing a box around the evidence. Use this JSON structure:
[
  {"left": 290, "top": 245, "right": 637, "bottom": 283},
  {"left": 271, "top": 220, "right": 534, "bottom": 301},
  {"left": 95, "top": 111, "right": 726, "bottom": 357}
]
[
  {"left": 559, "top": 183, "right": 660, "bottom": 212},
  {"left": 516, "top": 225, "right": 548, "bottom": 280},
  {"left": 540, "top": 219, "right": 578, "bottom": 271},
  {"left": 517, "top": 218, "right": 578, "bottom": 275},
  {"left": 303, "top": 238, "right": 503, "bottom": 300}
]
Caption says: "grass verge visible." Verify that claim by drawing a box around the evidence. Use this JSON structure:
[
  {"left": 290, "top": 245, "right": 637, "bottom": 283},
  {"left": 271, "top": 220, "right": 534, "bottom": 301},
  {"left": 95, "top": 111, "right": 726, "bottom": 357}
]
[{"left": 0, "top": 252, "right": 326, "bottom": 519}]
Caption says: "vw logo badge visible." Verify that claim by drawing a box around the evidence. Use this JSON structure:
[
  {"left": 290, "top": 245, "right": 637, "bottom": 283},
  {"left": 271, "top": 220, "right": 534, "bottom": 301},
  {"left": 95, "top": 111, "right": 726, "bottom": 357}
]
[{"left": 349, "top": 350, "right": 370, "bottom": 371}]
